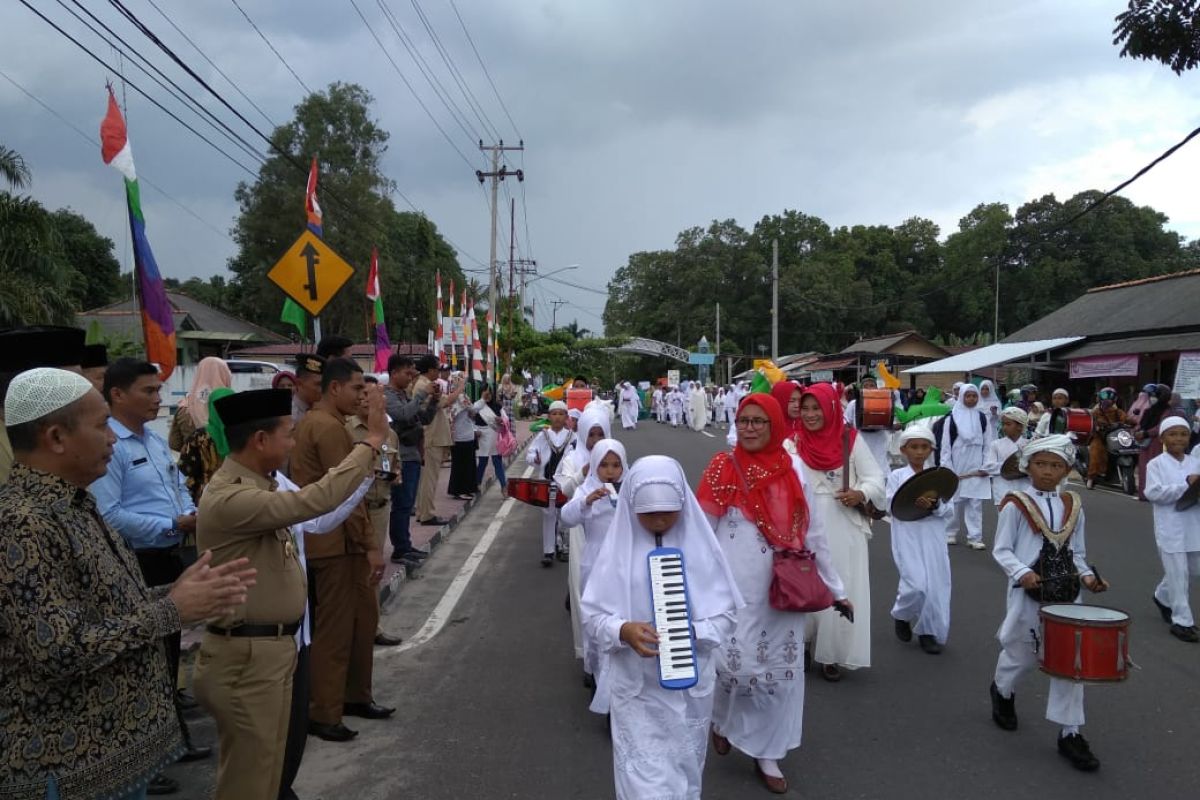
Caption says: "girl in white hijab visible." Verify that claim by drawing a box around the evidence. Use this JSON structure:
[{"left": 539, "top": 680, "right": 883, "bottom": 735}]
[
  {"left": 618, "top": 382, "right": 641, "bottom": 430},
  {"left": 941, "top": 383, "right": 991, "bottom": 549},
  {"left": 561, "top": 438, "right": 628, "bottom": 711},
  {"left": 581, "top": 456, "right": 742, "bottom": 800},
  {"left": 978, "top": 379, "right": 1003, "bottom": 440}
]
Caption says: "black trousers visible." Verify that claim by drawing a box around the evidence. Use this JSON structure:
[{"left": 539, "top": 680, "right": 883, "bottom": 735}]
[
  {"left": 135, "top": 547, "right": 186, "bottom": 684},
  {"left": 277, "top": 643, "right": 310, "bottom": 800}
]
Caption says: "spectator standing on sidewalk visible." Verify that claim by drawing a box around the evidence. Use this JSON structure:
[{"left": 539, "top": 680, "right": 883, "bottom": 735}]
[
  {"left": 384, "top": 355, "right": 440, "bottom": 565},
  {"left": 0, "top": 367, "right": 253, "bottom": 800},
  {"left": 90, "top": 358, "right": 213, "bottom": 794},
  {"left": 413, "top": 355, "right": 464, "bottom": 527},
  {"left": 290, "top": 355, "right": 325, "bottom": 427}
]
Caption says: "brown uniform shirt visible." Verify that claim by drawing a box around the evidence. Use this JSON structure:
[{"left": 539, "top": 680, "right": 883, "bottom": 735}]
[
  {"left": 290, "top": 407, "right": 374, "bottom": 559},
  {"left": 346, "top": 416, "right": 399, "bottom": 510},
  {"left": 196, "top": 446, "right": 374, "bottom": 626}
]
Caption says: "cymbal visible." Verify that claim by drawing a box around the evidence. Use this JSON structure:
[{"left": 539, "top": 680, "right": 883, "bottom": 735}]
[
  {"left": 1000, "top": 452, "right": 1024, "bottom": 481},
  {"left": 1176, "top": 476, "right": 1200, "bottom": 511},
  {"left": 891, "top": 467, "right": 959, "bottom": 522}
]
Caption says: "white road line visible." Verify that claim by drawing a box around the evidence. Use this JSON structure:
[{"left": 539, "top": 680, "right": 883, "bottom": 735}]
[
  {"left": 382, "top": 465, "right": 535, "bottom": 656},
  {"left": 701, "top": 430, "right": 715, "bottom": 438}
]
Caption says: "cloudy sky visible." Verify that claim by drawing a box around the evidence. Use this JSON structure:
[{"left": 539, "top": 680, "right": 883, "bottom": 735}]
[{"left": 3, "top": 1, "right": 1199, "bottom": 336}]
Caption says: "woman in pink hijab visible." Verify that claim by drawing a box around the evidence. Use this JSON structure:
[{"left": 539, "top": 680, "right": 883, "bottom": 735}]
[{"left": 168, "top": 356, "right": 232, "bottom": 450}]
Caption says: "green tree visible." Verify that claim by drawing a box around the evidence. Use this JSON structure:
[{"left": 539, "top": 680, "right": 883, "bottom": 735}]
[
  {"left": 52, "top": 209, "right": 124, "bottom": 310},
  {"left": 1114, "top": 1, "right": 1200, "bottom": 74},
  {"left": 228, "top": 83, "right": 465, "bottom": 341},
  {"left": 0, "top": 145, "right": 30, "bottom": 189}
]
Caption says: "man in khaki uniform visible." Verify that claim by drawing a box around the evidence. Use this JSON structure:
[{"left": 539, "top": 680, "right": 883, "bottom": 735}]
[
  {"left": 194, "top": 387, "right": 387, "bottom": 800},
  {"left": 347, "top": 379, "right": 403, "bottom": 647},
  {"left": 413, "top": 354, "right": 464, "bottom": 525},
  {"left": 291, "top": 358, "right": 394, "bottom": 742}
]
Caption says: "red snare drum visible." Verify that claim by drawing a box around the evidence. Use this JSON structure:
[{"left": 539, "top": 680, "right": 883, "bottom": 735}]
[
  {"left": 1065, "top": 408, "right": 1094, "bottom": 437},
  {"left": 856, "top": 388, "right": 894, "bottom": 430},
  {"left": 1038, "top": 604, "right": 1130, "bottom": 683},
  {"left": 566, "top": 388, "right": 594, "bottom": 414},
  {"left": 507, "top": 477, "right": 567, "bottom": 508}
]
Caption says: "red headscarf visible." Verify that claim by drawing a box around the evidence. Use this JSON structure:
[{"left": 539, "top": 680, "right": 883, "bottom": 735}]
[
  {"left": 796, "top": 382, "right": 855, "bottom": 471},
  {"left": 696, "top": 393, "right": 809, "bottom": 549},
  {"left": 770, "top": 380, "right": 804, "bottom": 441}
]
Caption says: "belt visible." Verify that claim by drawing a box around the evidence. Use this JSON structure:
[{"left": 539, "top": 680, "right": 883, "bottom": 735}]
[
  {"left": 206, "top": 621, "right": 301, "bottom": 638},
  {"left": 366, "top": 498, "right": 390, "bottom": 510}
]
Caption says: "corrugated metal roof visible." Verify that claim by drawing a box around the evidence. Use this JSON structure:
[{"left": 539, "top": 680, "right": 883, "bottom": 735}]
[
  {"left": 77, "top": 292, "right": 287, "bottom": 344},
  {"left": 1005, "top": 271, "right": 1200, "bottom": 343},
  {"left": 1059, "top": 332, "right": 1200, "bottom": 360},
  {"left": 903, "top": 337, "right": 1083, "bottom": 374}
]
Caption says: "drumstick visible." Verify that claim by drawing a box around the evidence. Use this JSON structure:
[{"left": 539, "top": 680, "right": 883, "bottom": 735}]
[{"left": 1088, "top": 563, "right": 1105, "bottom": 589}]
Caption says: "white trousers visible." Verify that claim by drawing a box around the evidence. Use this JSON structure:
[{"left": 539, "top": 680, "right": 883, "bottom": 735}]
[
  {"left": 669, "top": 408, "right": 681, "bottom": 426},
  {"left": 541, "top": 505, "right": 559, "bottom": 556},
  {"left": 993, "top": 641, "right": 1085, "bottom": 727},
  {"left": 1154, "top": 550, "right": 1200, "bottom": 627},
  {"left": 947, "top": 497, "right": 983, "bottom": 544}
]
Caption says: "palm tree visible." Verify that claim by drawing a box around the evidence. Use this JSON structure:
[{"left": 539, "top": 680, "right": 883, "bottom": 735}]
[
  {"left": 560, "top": 320, "right": 591, "bottom": 339},
  {"left": 0, "top": 145, "right": 30, "bottom": 189}
]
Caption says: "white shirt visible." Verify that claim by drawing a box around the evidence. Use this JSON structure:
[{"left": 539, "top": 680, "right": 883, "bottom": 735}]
[{"left": 1144, "top": 451, "right": 1200, "bottom": 553}]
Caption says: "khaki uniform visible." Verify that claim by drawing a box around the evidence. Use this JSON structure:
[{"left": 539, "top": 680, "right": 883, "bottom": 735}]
[
  {"left": 414, "top": 375, "right": 452, "bottom": 520},
  {"left": 290, "top": 408, "right": 378, "bottom": 725},
  {"left": 193, "top": 447, "right": 374, "bottom": 800},
  {"left": 346, "top": 416, "right": 398, "bottom": 551},
  {"left": 0, "top": 425, "right": 12, "bottom": 484}
]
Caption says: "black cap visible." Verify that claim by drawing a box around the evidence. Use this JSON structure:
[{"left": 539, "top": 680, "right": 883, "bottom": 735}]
[
  {"left": 0, "top": 326, "right": 86, "bottom": 371},
  {"left": 213, "top": 389, "right": 293, "bottom": 428},
  {"left": 292, "top": 353, "right": 326, "bottom": 376},
  {"left": 80, "top": 343, "right": 109, "bottom": 369}
]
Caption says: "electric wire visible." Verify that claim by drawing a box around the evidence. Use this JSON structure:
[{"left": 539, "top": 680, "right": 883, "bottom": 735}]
[
  {"left": 227, "top": 0, "right": 312, "bottom": 94},
  {"left": 407, "top": 0, "right": 500, "bottom": 142},
  {"left": 447, "top": 0, "right": 521, "bottom": 140}
]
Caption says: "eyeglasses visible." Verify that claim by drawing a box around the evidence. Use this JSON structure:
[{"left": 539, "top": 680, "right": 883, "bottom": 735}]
[{"left": 735, "top": 417, "right": 770, "bottom": 429}]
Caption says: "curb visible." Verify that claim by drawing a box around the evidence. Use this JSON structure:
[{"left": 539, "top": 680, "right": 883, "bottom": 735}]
[{"left": 379, "top": 429, "right": 536, "bottom": 610}]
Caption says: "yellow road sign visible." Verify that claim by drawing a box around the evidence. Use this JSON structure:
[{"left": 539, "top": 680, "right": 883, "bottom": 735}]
[{"left": 267, "top": 230, "right": 355, "bottom": 317}]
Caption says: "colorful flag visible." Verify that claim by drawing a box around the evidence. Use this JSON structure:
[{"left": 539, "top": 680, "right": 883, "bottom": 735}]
[
  {"left": 305, "top": 156, "right": 323, "bottom": 235},
  {"left": 100, "top": 87, "right": 176, "bottom": 379},
  {"left": 483, "top": 307, "right": 493, "bottom": 380},
  {"left": 447, "top": 278, "right": 457, "bottom": 368},
  {"left": 281, "top": 297, "right": 307, "bottom": 341},
  {"left": 468, "top": 299, "right": 483, "bottom": 383},
  {"left": 434, "top": 271, "right": 444, "bottom": 361},
  {"left": 366, "top": 247, "right": 390, "bottom": 372}
]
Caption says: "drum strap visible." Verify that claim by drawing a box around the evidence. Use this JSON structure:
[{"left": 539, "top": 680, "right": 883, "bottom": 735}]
[{"left": 1000, "top": 491, "right": 1081, "bottom": 551}]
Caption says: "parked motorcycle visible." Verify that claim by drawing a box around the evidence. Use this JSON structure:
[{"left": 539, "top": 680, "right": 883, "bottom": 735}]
[{"left": 1075, "top": 423, "right": 1139, "bottom": 495}]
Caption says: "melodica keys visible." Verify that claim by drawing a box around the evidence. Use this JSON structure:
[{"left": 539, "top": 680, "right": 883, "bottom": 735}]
[{"left": 647, "top": 546, "right": 699, "bottom": 689}]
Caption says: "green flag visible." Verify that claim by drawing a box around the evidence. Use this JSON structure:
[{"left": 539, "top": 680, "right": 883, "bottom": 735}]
[{"left": 281, "top": 297, "right": 307, "bottom": 341}]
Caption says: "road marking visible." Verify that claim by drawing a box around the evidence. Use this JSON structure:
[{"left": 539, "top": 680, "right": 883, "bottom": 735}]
[
  {"left": 701, "top": 430, "right": 715, "bottom": 438},
  {"left": 382, "top": 465, "right": 535, "bottom": 656}
]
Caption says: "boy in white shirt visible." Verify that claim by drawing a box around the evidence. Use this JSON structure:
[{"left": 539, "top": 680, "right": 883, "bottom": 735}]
[
  {"left": 526, "top": 401, "right": 574, "bottom": 566},
  {"left": 1143, "top": 416, "right": 1200, "bottom": 642}
]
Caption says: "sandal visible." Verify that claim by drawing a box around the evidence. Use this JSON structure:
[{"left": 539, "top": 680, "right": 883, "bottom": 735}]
[{"left": 821, "top": 663, "right": 842, "bottom": 682}]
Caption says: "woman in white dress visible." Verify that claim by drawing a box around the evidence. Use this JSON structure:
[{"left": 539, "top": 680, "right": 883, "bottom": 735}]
[
  {"left": 618, "top": 382, "right": 641, "bottom": 430},
  {"left": 698, "top": 393, "right": 848, "bottom": 794},
  {"left": 688, "top": 384, "right": 707, "bottom": 432},
  {"left": 776, "top": 381, "right": 883, "bottom": 682},
  {"left": 581, "top": 456, "right": 742, "bottom": 800}
]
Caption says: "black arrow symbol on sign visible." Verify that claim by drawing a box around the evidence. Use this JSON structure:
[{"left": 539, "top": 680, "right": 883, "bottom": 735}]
[{"left": 300, "top": 242, "right": 320, "bottom": 301}]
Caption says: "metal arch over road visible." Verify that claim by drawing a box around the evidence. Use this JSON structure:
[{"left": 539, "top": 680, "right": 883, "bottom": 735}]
[{"left": 612, "top": 337, "right": 691, "bottom": 363}]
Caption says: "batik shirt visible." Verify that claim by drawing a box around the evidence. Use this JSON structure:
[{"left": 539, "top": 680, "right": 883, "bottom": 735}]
[{"left": 0, "top": 465, "right": 182, "bottom": 800}]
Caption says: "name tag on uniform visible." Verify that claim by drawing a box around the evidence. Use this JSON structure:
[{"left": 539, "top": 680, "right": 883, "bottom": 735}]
[{"left": 131, "top": 457, "right": 148, "bottom": 466}]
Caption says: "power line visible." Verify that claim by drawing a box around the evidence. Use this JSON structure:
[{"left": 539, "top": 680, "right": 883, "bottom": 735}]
[
  {"left": 144, "top": 0, "right": 277, "bottom": 129},
  {"left": 448, "top": 0, "right": 521, "bottom": 140},
  {"left": 407, "top": 0, "right": 500, "bottom": 141},
  {"left": 227, "top": 0, "right": 312, "bottom": 95},
  {"left": 16, "top": 0, "right": 260, "bottom": 177},
  {"left": 0, "top": 65, "right": 232, "bottom": 241},
  {"left": 540, "top": 274, "right": 609, "bottom": 296}
]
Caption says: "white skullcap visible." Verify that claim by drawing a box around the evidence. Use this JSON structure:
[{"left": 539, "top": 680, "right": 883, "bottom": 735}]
[
  {"left": 548, "top": 400, "right": 568, "bottom": 412},
  {"left": 1053, "top": 388, "right": 1069, "bottom": 398},
  {"left": 1001, "top": 407, "right": 1029, "bottom": 427},
  {"left": 632, "top": 479, "right": 684, "bottom": 513},
  {"left": 1159, "top": 416, "right": 1190, "bottom": 435},
  {"left": 568, "top": 408, "right": 581, "bottom": 419},
  {"left": 898, "top": 426, "right": 937, "bottom": 447},
  {"left": 4, "top": 367, "right": 93, "bottom": 426},
  {"left": 1020, "top": 434, "right": 1074, "bottom": 470}
]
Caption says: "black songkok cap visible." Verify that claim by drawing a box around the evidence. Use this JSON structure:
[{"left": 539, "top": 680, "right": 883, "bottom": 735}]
[
  {"left": 80, "top": 343, "right": 109, "bottom": 369},
  {"left": 0, "top": 326, "right": 87, "bottom": 371},
  {"left": 214, "top": 389, "right": 293, "bottom": 428},
  {"left": 292, "top": 353, "right": 326, "bottom": 376}
]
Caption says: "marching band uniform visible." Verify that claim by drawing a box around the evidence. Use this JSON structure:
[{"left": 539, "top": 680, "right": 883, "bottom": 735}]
[
  {"left": 982, "top": 408, "right": 1030, "bottom": 506},
  {"left": 1143, "top": 417, "right": 1200, "bottom": 639},
  {"left": 581, "top": 456, "right": 741, "bottom": 800},
  {"left": 526, "top": 404, "right": 574, "bottom": 564}
]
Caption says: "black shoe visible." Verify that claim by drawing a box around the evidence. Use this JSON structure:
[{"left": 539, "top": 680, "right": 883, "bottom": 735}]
[
  {"left": 990, "top": 682, "right": 1017, "bottom": 731},
  {"left": 343, "top": 701, "right": 395, "bottom": 719},
  {"left": 821, "top": 663, "right": 842, "bottom": 682},
  {"left": 174, "top": 689, "right": 198, "bottom": 712},
  {"left": 918, "top": 635, "right": 943, "bottom": 654},
  {"left": 389, "top": 552, "right": 409, "bottom": 564},
  {"left": 146, "top": 774, "right": 179, "bottom": 795},
  {"left": 564, "top": 593, "right": 571, "bottom": 612},
  {"left": 374, "top": 632, "right": 404, "bottom": 647},
  {"left": 308, "top": 721, "right": 358, "bottom": 742},
  {"left": 418, "top": 517, "right": 450, "bottom": 527},
  {"left": 894, "top": 618, "right": 913, "bottom": 643},
  {"left": 177, "top": 743, "right": 212, "bottom": 762},
  {"left": 404, "top": 547, "right": 430, "bottom": 560},
  {"left": 1169, "top": 623, "right": 1200, "bottom": 642},
  {"left": 1057, "top": 733, "right": 1100, "bottom": 772},
  {"left": 583, "top": 672, "right": 595, "bottom": 690},
  {"left": 1153, "top": 595, "right": 1173, "bottom": 623},
  {"left": 555, "top": 548, "right": 569, "bottom": 563}
]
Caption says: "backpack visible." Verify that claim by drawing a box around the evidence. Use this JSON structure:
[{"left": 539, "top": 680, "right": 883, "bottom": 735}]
[
  {"left": 1000, "top": 490, "right": 1082, "bottom": 604},
  {"left": 930, "top": 410, "right": 987, "bottom": 467}
]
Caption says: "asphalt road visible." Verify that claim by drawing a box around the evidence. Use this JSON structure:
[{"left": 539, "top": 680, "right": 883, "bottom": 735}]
[{"left": 172, "top": 420, "right": 1200, "bottom": 799}]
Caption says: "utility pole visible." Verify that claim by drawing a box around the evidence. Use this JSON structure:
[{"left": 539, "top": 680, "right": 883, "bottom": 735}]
[
  {"left": 550, "top": 300, "right": 566, "bottom": 331},
  {"left": 476, "top": 140, "right": 524, "bottom": 335},
  {"left": 507, "top": 197, "right": 516, "bottom": 351},
  {"left": 771, "top": 239, "right": 779, "bottom": 361},
  {"left": 715, "top": 302, "right": 721, "bottom": 385},
  {"left": 513, "top": 259, "right": 537, "bottom": 319},
  {"left": 993, "top": 257, "right": 1000, "bottom": 344}
]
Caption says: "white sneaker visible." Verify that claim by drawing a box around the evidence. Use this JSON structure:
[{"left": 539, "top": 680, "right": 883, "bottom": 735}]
[
  {"left": 968, "top": 540, "right": 987, "bottom": 550},
  {"left": 946, "top": 536, "right": 958, "bottom": 545}
]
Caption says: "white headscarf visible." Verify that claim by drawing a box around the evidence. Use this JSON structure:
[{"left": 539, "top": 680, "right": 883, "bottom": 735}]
[
  {"left": 1019, "top": 433, "right": 1074, "bottom": 471},
  {"left": 577, "top": 405, "right": 613, "bottom": 452},
  {"left": 580, "top": 455, "right": 743, "bottom": 624},
  {"left": 1001, "top": 406, "right": 1029, "bottom": 428},
  {"left": 978, "top": 379, "right": 1002, "bottom": 416},
  {"left": 578, "top": 438, "right": 628, "bottom": 498},
  {"left": 950, "top": 383, "right": 983, "bottom": 443},
  {"left": 898, "top": 426, "right": 937, "bottom": 447}
]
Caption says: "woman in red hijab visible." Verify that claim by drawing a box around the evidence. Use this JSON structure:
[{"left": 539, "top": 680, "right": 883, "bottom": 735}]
[
  {"left": 793, "top": 382, "right": 886, "bottom": 683},
  {"left": 697, "top": 393, "right": 848, "bottom": 794}
]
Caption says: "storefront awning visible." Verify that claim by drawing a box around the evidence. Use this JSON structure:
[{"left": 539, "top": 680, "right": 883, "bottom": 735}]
[
  {"left": 1057, "top": 331, "right": 1200, "bottom": 360},
  {"left": 902, "top": 337, "right": 1083, "bottom": 375}
]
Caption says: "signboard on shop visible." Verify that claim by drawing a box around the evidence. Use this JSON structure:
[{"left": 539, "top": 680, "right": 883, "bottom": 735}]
[{"left": 1068, "top": 354, "right": 1140, "bottom": 379}]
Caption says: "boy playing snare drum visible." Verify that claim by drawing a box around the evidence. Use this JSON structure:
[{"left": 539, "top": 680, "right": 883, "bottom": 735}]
[{"left": 988, "top": 435, "right": 1110, "bottom": 771}]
